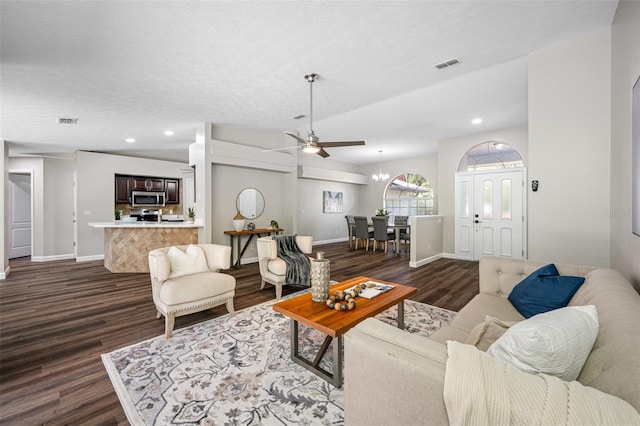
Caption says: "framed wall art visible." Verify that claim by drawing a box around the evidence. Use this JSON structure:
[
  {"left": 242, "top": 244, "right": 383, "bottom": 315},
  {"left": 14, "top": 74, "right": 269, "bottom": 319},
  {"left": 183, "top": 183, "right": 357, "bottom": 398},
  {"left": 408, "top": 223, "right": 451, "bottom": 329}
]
[{"left": 323, "top": 191, "right": 343, "bottom": 213}]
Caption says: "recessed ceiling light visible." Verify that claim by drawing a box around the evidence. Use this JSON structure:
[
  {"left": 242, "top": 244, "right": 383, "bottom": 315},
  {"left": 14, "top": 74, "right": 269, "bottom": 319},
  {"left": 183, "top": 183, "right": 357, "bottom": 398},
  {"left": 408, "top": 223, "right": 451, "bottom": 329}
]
[
  {"left": 125, "top": 138, "right": 135, "bottom": 143},
  {"left": 164, "top": 130, "right": 174, "bottom": 136},
  {"left": 472, "top": 118, "right": 482, "bottom": 125}
]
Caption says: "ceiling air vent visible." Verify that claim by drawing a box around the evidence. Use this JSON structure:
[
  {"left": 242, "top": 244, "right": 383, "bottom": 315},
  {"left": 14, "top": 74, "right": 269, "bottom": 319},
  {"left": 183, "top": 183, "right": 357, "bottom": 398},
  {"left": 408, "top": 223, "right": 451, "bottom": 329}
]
[
  {"left": 292, "top": 114, "right": 306, "bottom": 120},
  {"left": 57, "top": 117, "right": 78, "bottom": 124},
  {"left": 433, "top": 57, "right": 461, "bottom": 70}
]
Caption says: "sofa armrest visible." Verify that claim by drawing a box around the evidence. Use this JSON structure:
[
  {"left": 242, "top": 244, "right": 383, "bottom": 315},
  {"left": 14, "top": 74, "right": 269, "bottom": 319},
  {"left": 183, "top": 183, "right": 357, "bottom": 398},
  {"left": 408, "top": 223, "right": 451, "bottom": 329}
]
[
  {"left": 199, "top": 244, "right": 231, "bottom": 271},
  {"left": 344, "top": 318, "right": 449, "bottom": 426},
  {"left": 148, "top": 249, "right": 171, "bottom": 284}
]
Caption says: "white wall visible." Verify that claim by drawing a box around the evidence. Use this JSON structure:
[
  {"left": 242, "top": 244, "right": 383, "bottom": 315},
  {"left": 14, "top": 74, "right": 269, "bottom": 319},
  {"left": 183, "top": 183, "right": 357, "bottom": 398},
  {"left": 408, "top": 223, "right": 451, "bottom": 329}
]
[
  {"left": 437, "top": 126, "right": 529, "bottom": 255},
  {"left": 610, "top": 0, "right": 640, "bottom": 289},
  {"left": 1, "top": 141, "right": 7, "bottom": 278},
  {"left": 528, "top": 29, "right": 611, "bottom": 267},
  {"left": 43, "top": 158, "right": 75, "bottom": 258},
  {"left": 75, "top": 151, "right": 188, "bottom": 260}
]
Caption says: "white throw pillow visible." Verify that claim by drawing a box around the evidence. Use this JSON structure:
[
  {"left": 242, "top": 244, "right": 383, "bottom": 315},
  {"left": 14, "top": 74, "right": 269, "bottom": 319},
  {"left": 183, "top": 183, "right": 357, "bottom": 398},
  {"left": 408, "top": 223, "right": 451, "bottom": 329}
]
[
  {"left": 167, "top": 245, "right": 210, "bottom": 278},
  {"left": 486, "top": 305, "right": 598, "bottom": 381}
]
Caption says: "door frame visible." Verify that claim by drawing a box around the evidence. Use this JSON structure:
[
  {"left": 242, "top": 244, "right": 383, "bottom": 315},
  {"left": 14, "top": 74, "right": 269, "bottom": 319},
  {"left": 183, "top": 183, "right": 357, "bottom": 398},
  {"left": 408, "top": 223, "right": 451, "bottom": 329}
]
[
  {"left": 455, "top": 168, "right": 527, "bottom": 260},
  {"left": 8, "top": 169, "right": 34, "bottom": 259}
]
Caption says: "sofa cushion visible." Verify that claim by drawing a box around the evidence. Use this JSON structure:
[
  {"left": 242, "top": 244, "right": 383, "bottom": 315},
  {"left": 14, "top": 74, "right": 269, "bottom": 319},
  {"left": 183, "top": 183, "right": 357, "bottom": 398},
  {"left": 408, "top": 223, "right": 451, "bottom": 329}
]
[
  {"left": 450, "top": 293, "right": 524, "bottom": 333},
  {"left": 167, "top": 245, "right": 210, "bottom": 278},
  {"left": 487, "top": 305, "right": 598, "bottom": 382},
  {"left": 508, "top": 264, "right": 585, "bottom": 318},
  {"left": 160, "top": 272, "right": 236, "bottom": 305},
  {"left": 465, "top": 316, "right": 517, "bottom": 352}
]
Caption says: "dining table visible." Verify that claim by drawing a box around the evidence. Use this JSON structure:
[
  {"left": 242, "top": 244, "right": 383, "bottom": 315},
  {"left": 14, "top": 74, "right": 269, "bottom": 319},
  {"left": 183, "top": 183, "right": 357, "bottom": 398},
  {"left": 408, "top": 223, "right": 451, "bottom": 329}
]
[
  {"left": 367, "top": 216, "right": 409, "bottom": 254},
  {"left": 386, "top": 223, "right": 410, "bottom": 254}
]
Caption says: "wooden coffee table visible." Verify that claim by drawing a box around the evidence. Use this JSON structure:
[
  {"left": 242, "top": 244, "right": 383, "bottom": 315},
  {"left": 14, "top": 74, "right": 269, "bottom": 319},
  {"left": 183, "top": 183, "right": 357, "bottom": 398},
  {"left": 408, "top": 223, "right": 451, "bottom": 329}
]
[{"left": 273, "top": 276, "right": 418, "bottom": 387}]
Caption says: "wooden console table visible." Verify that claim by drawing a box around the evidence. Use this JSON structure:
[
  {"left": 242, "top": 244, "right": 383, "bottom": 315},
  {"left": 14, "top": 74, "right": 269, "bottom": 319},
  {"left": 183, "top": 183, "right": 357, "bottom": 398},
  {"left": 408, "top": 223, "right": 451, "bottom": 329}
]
[{"left": 223, "top": 228, "right": 284, "bottom": 268}]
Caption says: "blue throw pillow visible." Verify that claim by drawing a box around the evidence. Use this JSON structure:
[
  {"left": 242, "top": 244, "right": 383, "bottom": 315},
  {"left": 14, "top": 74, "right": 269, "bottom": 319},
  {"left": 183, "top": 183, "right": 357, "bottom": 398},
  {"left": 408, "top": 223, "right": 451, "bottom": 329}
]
[{"left": 508, "top": 264, "right": 585, "bottom": 318}]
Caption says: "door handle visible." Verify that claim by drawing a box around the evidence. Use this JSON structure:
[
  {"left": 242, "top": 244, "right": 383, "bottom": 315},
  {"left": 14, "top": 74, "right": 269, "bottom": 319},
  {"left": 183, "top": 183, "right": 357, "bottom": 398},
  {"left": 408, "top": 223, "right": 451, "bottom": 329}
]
[{"left": 474, "top": 220, "right": 482, "bottom": 224}]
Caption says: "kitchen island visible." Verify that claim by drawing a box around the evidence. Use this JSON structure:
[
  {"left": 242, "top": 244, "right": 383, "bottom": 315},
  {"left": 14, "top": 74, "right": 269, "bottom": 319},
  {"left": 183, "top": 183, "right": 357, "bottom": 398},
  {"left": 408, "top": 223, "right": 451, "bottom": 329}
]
[{"left": 88, "top": 221, "right": 202, "bottom": 273}]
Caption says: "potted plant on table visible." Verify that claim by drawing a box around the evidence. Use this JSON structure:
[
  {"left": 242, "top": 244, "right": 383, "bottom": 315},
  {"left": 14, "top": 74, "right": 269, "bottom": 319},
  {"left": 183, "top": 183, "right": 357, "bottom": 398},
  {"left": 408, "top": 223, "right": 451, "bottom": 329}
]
[
  {"left": 114, "top": 209, "right": 122, "bottom": 220},
  {"left": 270, "top": 219, "right": 279, "bottom": 229},
  {"left": 375, "top": 209, "right": 389, "bottom": 217},
  {"left": 186, "top": 207, "right": 195, "bottom": 223}
]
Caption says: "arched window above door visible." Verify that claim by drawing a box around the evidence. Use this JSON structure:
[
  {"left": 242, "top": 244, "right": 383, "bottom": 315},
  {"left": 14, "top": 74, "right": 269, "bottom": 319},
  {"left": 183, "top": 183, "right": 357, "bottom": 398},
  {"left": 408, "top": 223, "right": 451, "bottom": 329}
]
[
  {"left": 383, "top": 173, "right": 433, "bottom": 216},
  {"left": 457, "top": 141, "right": 524, "bottom": 172}
]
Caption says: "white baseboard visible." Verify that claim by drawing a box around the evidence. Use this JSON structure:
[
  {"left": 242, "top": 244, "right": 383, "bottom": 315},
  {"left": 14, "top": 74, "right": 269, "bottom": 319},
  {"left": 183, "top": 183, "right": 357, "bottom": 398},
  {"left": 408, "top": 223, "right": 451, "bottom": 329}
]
[
  {"left": 0, "top": 266, "right": 9, "bottom": 280},
  {"left": 442, "top": 252, "right": 475, "bottom": 261},
  {"left": 76, "top": 254, "right": 105, "bottom": 262},
  {"left": 313, "top": 237, "right": 348, "bottom": 246},
  {"left": 31, "top": 254, "right": 76, "bottom": 262},
  {"left": 240, "top": 256, "right": 258, "bottom": 265},
  {"left": 409, "top": 253, "right": 443, "bottom": 268}
]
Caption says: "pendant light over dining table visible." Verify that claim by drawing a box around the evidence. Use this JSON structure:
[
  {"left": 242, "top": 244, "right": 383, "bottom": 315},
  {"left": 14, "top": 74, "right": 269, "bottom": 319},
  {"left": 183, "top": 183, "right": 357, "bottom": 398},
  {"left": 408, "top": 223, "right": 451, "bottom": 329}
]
[{"left": 372, "top": 150, "right": 389, "bottom": 182}]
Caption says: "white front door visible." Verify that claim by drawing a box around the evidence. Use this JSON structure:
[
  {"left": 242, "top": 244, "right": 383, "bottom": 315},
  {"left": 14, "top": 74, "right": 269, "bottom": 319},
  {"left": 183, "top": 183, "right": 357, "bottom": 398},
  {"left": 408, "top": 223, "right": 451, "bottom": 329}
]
[
  {"left": 9, "top": 173, "right": 32, "bottom": 259},
  {"left": 455, "top": 170, "right": 525, "bottom": 260}
]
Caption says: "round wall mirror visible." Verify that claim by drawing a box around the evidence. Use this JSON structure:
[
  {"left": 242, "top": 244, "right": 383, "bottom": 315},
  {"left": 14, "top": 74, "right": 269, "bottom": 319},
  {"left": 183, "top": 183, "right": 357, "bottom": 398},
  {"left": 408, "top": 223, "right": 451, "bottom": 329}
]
[{"left": 236, "top": 188, "right": 265, "bottom": 219}]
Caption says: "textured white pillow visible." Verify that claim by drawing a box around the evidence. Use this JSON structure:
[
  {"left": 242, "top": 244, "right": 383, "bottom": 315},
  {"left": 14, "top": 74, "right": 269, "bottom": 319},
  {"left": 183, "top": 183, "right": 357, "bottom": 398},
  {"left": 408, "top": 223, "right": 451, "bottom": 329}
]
[
  {"left": 167, "top": 245, "right": 210, "bottom": 278},
  {"left": 486, "top": 305, "right": 598, "bottom": 381}
]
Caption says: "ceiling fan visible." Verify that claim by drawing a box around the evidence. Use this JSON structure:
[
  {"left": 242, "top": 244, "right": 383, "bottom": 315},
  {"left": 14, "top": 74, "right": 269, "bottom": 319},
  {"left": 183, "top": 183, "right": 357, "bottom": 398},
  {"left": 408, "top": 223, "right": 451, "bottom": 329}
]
[{"left": 277, "top": 73, "right": 365, "bottom": 158}]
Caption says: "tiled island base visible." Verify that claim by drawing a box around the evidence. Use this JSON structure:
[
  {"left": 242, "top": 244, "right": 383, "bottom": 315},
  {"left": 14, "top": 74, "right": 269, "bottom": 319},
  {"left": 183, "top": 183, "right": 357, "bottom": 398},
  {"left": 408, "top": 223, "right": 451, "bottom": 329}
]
[{"left": 103, "top": 226, "right": 198, "bottom": 273}]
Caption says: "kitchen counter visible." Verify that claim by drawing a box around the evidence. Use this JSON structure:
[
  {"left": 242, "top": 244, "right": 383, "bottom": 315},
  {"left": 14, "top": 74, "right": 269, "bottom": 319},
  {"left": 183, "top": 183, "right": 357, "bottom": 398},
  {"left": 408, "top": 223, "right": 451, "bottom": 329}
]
[
  {"left": 89, "top": 221, "right": 202, "bottom": 273},
  {"left": 89, "top": 221, "right": 201, "bottom": 228}
]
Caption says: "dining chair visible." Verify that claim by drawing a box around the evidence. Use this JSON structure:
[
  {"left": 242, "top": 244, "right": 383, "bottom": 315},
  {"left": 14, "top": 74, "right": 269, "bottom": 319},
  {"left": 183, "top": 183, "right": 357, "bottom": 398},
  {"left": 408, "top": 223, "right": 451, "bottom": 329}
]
[
  {"left": 344, "top": 215, "right": 356, "bottom": 248},
  {"left": 353, "top": 216, "right": 373, "bottom": 251},
  {"left": 372, "top": 216, "right": 395, "bottom": 253},
  {"left": 395, "top": 215, "right": 410, "bottom": 250}
]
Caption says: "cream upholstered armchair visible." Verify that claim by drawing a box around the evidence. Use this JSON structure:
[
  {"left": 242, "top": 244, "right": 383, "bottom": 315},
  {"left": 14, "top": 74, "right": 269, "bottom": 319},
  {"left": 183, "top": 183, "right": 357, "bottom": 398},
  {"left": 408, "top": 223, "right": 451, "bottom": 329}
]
[
  {"left": 257, "top": 235, "right": 313, "bottom": 299},
  {"left": 148, "top": 244, "right": 236, "bottom": 338}
]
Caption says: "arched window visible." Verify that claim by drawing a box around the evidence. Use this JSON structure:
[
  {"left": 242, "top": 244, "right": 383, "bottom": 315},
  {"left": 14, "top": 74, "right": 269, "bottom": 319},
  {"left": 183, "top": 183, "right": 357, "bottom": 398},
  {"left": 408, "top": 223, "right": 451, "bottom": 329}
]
[
  {"left": 383, "top": 173, "right": 433, "bottom": 216},
  {"left": 457, "top": 141, "right": 524, "bottom": 172}
]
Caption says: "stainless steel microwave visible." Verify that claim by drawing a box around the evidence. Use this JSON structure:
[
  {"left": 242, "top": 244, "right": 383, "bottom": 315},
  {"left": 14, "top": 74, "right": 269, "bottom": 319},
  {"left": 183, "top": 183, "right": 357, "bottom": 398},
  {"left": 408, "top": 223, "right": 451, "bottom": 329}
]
[{"left": 131, "top": 191, "right": 166, "bottom": 207}]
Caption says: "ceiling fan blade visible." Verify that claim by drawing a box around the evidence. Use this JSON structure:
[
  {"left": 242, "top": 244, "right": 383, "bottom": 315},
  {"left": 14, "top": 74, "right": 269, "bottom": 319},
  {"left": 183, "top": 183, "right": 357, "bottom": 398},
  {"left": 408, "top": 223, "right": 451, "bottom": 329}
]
[
  {"left": 283, "top": 131, "right": 306, "bottom": 145},
  {"left": 316, "top": 148, "right": 330, "bottom": 158},
  {"left": 262, "top": 146, "right": 300, "bottom": 152},
  {"left": 318, "top": 140, "right": 366, "bottom": 148}
]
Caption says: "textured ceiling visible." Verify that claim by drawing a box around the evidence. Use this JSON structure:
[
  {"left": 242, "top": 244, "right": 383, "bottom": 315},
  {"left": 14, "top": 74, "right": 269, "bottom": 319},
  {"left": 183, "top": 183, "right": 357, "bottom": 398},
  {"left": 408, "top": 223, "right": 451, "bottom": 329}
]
[{"left": 0, "top": 1, "right": 618, "bottom": 164}]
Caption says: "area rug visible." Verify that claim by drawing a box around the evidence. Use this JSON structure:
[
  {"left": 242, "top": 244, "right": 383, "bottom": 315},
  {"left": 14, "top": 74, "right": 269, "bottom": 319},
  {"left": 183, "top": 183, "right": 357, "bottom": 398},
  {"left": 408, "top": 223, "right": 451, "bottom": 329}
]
[{"left": 102, "top": 293, "right": 455, "bottom": 425}]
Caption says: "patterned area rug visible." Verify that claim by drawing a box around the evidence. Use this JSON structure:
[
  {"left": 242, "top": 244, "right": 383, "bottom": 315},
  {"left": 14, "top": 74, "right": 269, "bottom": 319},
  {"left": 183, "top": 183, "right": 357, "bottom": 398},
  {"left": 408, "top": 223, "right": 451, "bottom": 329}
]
[{"left": 102, "top": 293, "right": 455, "bottom": 425}]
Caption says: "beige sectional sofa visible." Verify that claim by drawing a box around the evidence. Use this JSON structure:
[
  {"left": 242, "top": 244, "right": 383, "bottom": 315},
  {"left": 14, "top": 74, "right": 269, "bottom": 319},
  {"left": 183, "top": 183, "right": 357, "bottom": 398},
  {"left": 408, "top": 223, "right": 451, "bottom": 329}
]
[{"left": 344, "top": 256, "right": 640, "bottom": 425}]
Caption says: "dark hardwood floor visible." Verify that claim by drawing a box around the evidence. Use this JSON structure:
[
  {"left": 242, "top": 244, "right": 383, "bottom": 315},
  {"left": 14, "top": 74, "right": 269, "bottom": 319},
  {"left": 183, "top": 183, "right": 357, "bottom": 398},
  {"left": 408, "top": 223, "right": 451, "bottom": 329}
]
[{"left": 0, "top": 242, "right": 479, "bottom": 425}]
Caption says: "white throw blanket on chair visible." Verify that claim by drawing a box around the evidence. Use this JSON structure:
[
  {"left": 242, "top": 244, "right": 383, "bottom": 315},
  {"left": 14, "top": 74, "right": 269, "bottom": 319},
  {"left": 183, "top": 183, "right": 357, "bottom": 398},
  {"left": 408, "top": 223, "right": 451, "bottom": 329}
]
[{"left": 443, "top": 341, "right": 640, "bottom": 425}]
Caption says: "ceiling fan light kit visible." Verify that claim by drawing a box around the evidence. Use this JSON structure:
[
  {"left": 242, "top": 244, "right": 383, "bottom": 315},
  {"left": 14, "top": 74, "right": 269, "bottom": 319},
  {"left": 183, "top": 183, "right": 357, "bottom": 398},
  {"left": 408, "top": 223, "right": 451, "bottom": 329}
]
[{"left": 281, "top": 73, "right": 365, "bottom": 158}]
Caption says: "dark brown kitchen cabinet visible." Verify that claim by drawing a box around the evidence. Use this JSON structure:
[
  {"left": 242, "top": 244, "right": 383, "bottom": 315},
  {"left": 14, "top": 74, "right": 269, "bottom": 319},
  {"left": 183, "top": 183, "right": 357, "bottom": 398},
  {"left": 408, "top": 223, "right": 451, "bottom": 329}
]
[
  {"left": 165, "top": 179, "right": 180, "bottom": 204},
  {"left": 115, "top": 176, "right": 131, "bottom": 203},
  {"left": 131, "top": 177, "right": 165, "bottom": 192}
]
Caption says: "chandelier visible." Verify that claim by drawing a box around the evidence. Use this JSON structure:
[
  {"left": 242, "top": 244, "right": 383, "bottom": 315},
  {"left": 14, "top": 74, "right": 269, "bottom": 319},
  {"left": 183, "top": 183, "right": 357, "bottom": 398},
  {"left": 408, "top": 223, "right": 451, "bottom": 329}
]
[{"left": 372, "top": 150, "right": 389, "bottom": 182}]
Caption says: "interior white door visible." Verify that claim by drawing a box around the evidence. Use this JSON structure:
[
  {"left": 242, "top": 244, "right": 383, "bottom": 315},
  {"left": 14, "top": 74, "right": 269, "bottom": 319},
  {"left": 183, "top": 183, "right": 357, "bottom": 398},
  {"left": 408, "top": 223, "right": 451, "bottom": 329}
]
[
  {"left": 454, "top": 174, "right": 474, "bottom": 260},
  {"left": 455, "top": 170, "right": 525, "bottom": 260},
  {"left": 9, "top": 173, "right": 32, "bottom": 259}
]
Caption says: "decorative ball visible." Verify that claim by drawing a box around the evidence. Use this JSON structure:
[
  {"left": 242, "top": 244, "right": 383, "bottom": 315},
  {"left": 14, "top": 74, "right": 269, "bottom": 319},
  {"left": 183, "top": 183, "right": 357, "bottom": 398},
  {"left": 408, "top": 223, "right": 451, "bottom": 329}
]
[
  {"left": 334, "top": 303, "right": 342, "bottom": 311},
  {"left": 340, "top": 303, "right": 348, "bottom": 311},
  {"left": 334, "top": 290, "right": 345, "bottom": 300}
]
